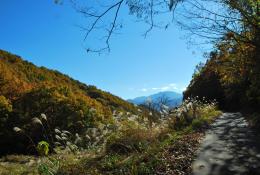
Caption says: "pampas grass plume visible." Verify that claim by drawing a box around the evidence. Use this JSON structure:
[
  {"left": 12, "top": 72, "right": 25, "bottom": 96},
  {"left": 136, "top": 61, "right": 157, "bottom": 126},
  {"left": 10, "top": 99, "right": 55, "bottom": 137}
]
[
  {"left": 13, "top": 127, "right": 22, "bottom": 133},
  {"left": 31, "top": 117, "right": 43, "bottom": 126},
  {"left": 40, "top": 113, "right": 47, "bottom": 121}
]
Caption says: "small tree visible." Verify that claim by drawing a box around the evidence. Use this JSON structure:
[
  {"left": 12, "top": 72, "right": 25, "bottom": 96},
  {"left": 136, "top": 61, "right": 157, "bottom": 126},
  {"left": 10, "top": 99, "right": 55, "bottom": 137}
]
[
  {"left": 156, "top": 95, "right": 171, "bottom": 116},
  {"left": 0, "top": 96, "right": 12, "bottom": 129},
  {"left": 142, "top": 97, "right": 157, "bottom": 127}
]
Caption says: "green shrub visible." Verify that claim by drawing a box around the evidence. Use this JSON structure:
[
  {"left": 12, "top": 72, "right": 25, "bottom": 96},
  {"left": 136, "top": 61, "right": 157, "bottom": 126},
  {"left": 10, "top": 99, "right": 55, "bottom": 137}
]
[
  {"left": 38, "top": 157, "right": 60, "bottom": 175},
  {"left": 191, "top": 118, "right": 207, "bottom": 130},
  {"left": 0, "top": 96, "right": 12, "bottom": 127},
  {"left": 0, "top": 96, "right": 12, "bottom": 114},
  {"left": 37, "top": 141, "right": 50, "bottom": 156},
  {"left": 168, "top": 116, "right": 189, "bottom": 130},
  {"left": 106, "top": 128, "right": 156, "bottom": 154},
  {"left": 136, "top": 162, "right": 152, "bottom": 175},
  {"left": 100, "top": 154, "right": 121, "bottom": 170},
  {"left": 125, "top": 153, "right": 162, "bottom": 175}
]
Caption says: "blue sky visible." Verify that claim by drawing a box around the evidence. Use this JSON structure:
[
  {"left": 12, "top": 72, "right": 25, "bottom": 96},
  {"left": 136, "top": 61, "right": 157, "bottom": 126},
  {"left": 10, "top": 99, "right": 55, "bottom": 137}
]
[{"left": 0, "top": 1, "right": 207, "bottom": 99}]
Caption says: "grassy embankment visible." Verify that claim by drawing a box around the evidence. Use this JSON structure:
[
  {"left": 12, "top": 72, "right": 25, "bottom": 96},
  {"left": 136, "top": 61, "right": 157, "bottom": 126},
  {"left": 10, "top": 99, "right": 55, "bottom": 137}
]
[{"left": 0, "top": 98, "right": 222, "bottom": 175}]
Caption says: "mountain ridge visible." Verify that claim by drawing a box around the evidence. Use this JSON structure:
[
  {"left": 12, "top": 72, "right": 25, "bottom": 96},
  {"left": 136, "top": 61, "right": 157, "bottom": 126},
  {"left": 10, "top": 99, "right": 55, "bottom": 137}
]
[{"left": 128, "top": 91, "right": 183, "bottom": 108}]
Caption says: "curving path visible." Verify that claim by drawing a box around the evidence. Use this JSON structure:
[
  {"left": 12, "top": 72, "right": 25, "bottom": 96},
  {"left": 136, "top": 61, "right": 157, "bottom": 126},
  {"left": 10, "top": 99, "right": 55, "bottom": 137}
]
[{"left": 192, "top": 113, "right": 260, "bottom": 175}]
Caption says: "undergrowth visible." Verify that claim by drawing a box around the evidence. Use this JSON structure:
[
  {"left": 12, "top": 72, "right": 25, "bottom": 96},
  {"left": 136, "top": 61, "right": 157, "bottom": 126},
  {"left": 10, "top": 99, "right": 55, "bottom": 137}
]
[{"left": 0, "top": 97, "right": 222, "bottom": 175}]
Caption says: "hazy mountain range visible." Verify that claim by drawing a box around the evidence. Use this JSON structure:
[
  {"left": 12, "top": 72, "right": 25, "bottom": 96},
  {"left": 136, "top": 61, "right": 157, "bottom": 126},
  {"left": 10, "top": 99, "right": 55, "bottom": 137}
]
[{"left": 128, "top": 91, "right": 183, "bottom": 108}]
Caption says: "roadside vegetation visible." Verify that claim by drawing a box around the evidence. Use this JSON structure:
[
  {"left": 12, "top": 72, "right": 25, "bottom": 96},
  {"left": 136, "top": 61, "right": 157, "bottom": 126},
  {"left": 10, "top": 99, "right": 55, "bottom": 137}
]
[
  {"left": 183, "top": 0, "right": 260, "bottom": 128},
  {"left": 0, "top": 0, "right": 259, "bottom": 174},
  {"left": 0, "top": 97, "right": 221, "bottom": 175},
  {"left": 0, "top": 50, "right": 148, "bottom": 156}
]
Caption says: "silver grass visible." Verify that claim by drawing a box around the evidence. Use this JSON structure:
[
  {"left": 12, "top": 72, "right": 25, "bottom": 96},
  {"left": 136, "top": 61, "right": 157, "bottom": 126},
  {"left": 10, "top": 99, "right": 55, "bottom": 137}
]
[
  {"left": 54, "top": 142, "right": 61, "bottom": 146},
  {"left": 31, "top": 117, "right": 43, "bottom": 126},
  {"left": 40, "top": 114, "right": 47, "bottom": 121},
  {"left": 62, "top": 130, "right": 71, "bottom": 135},
  {"left": 74, "top": 135, "right": 82, "bottom": 145},
  {"left": 55, "top": 128, "right": 61, "bottom": 134},
  {"left": 55, "top": 135, "right": 62, "bottom": 141},
  {"left": 85, "top": 134, "right": 91, "bottom": 141},
  {"left": 61, "top": 136, "right": 67, "bottom": 140},
  {"left": 61, "top": 133, "right": 68, "bottom": 138},
  {"left": 89, "top": 108, "right": 96, "bottom": 113},
  {"left": 13, "top": 127, "right": 22, "bottom": 133},
  {"left": 66, "top": 141, "right": 72, "bottom": 146},
  {"left": 112, "top": 110, "right": 117, "bottom": 116},
  {"left": 102, "top": 129, "right": 108, "bottom": 135}
]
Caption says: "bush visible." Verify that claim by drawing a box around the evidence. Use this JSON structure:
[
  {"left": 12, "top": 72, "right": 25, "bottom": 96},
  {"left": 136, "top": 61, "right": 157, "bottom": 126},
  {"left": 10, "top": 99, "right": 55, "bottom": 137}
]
[
  {"left": 37, "top": 141, "right": 50, "bottom": 156},
  {"left": 38, "top": 157, "right": 60, "bottom": 175},
  {"left": 100, "top": 154, "right": 121, "bottom": 170},
  {"left": 168, "top": 116, "right": 189, "bottom": 130},
  {"left": 248, "top": 113, "right": 260, "bottom": 130},
  {"left": 106, "top": 128, "right": 157, "bottom": 154},
  {"left": 136, "top": 154, "right": 161, "bottom": 175},
  {"left": 191, "top": 118, "right": 208, "bottom": 130},
  {"left": 168, "top": 97, "right": 221, "bottom": 130},
  {"left": 0, "top": 95, "right": 12, "bottom": 129}
]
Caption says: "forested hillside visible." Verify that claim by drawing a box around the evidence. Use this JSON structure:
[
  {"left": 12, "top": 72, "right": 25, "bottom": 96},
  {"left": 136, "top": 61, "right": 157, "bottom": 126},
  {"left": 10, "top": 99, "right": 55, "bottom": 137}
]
[
  {"left": 0, "top": 50, "right": 222, "bottom": 175},
  {"left": 0, "top": 50, "right": 145, "bottom": 155},
  {"left": 184, "top": 1, "right": 259, "bottom": 125}
]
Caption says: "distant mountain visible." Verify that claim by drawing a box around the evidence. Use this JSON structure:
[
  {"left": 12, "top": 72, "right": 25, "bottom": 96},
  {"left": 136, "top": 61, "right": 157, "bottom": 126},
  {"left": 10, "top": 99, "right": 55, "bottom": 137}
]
[{"left": 128, "top": 91, "right": 183, "bottom": 108}]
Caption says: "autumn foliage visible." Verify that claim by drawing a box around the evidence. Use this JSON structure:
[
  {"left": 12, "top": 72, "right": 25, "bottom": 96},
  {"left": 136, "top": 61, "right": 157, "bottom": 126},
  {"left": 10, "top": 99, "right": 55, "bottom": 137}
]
[{"left": 0, "top": 50, "right": 141, "bottom": 155}]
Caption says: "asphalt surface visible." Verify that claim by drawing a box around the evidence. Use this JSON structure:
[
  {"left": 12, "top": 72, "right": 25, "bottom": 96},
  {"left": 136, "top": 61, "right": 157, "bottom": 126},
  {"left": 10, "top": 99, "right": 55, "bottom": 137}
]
[{"left": 192, "top": 113, "right": 260, "bottom": 175}]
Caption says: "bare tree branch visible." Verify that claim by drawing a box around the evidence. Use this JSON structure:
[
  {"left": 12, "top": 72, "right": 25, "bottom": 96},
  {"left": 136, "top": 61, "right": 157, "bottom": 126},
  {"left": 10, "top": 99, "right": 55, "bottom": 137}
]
[
  {"left": 174, "top": 0, "right": 259, "bottom": 47},
  {"left": 68, "top": 0, "right": 259, "bottom": 53},
  {"left": 70, "top": 0, "right": 178, "bottom": 53}
]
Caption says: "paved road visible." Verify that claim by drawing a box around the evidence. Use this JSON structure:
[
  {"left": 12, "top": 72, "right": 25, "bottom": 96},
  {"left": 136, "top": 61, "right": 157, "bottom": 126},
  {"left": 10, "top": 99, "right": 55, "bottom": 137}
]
[{"left": 192, "top": 113, "right": 260, "bottom": 175}]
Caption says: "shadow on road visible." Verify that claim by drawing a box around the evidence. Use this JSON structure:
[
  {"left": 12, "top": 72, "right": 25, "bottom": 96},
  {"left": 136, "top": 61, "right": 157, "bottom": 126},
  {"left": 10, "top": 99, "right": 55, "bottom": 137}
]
[{"left": 192, "top": 113, "right": 260, "bottom": 175}]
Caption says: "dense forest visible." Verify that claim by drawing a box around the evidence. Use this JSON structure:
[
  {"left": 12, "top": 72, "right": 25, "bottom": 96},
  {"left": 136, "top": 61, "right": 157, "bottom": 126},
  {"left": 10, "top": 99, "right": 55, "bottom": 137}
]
[{"left": 0, "top": 50, "right": 148, "bottom": 155}]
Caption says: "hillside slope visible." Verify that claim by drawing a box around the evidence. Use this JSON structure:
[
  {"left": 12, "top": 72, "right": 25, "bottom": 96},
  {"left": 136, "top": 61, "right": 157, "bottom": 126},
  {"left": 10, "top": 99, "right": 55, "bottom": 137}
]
[{"left": 0, "top": 49, "right": 143, "bottom": 155}]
